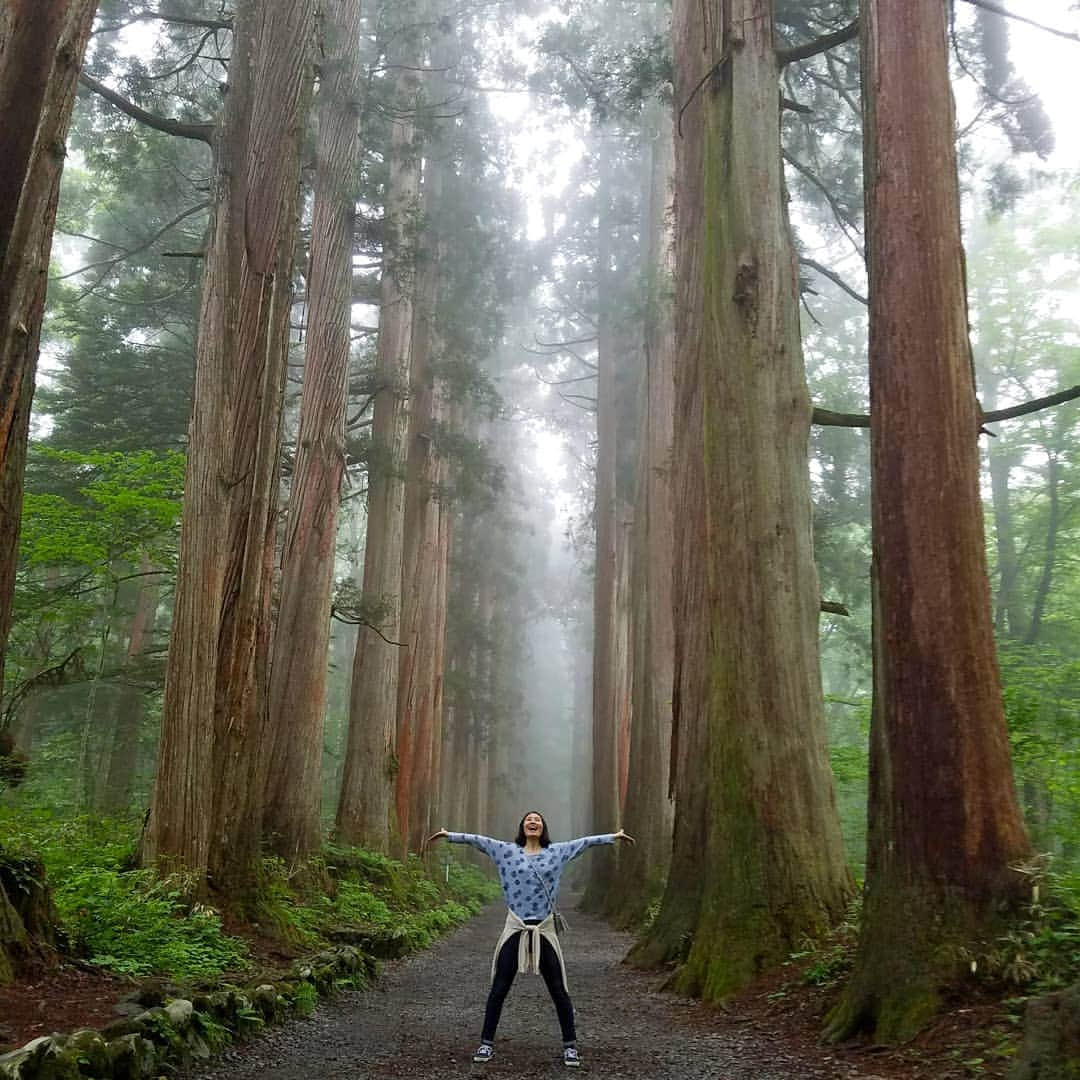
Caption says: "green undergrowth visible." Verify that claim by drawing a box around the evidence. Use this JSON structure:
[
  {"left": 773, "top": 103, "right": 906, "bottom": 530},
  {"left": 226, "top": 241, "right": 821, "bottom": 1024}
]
[
  {"left": 0, "top": 807, "right": 498, "bottom": 984},
  {"left": 254, "top": 842, "right": 499, "bottom": 954}
]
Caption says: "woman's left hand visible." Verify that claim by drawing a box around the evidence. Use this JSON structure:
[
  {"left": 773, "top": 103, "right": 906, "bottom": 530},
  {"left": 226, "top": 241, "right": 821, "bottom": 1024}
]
[{"left": 613, "top": 828, "right": 636, "bottom": 845}]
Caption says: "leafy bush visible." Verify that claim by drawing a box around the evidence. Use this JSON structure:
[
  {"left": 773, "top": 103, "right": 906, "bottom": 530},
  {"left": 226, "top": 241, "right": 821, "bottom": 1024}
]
[
  {"left": 0, "top": 808, "right": 247, "bottom": 979},
  {"left": 0, "top": 806, "right": 496, "bottom": 984}
]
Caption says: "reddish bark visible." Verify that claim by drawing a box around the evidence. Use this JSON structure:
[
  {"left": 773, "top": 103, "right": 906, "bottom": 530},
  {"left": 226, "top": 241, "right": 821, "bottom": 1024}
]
[
  {"left": 609, "top": 113, "right": 676, "bottom": 924},
  {"left": 264, "top": 0, "right": 365, "bottom": 865},
  {"left": 145, "top": 0, "right": 315, "bottom": 895},
  {"left": 0, "top": 0, "right": 98, "bottom": 695},
  {"left": 337, "top": 55, "right": 422, "bottom": 852},
  {"left": 826, "top": 0, "right": 1031, "bottom": 1042}
]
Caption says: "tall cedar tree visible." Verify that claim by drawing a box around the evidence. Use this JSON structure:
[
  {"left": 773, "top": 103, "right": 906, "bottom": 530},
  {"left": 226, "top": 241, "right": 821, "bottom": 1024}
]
[
  {"left": 631, "top": 0, "right": 853, "bottom": 996},
  {"left": 395, "top": 24, "right": 454, "bottom": 853},
  {"left": 824, "top": 0, "right": 1031, "bottom": 1042},
  {"left": 582, "top": 184, "right": 623, "bottom": 906},
  {"left": 0, "top": 0, "right": 98, "bottom": 711},
  {"left": 264, "top": 0, "right": 365, "bottom": 864},
  {"left": 145, "top": 0, "right": 314, "bottom": 895},
  {"left": 609, "top": 109, "right": 676, "bottom": 924},
  {"left": 336, "top": 39, "right": 422, "bottom": 851}
]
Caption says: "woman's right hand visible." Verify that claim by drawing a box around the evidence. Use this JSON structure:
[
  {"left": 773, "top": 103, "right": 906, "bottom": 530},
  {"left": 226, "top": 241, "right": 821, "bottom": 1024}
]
[{"left": 424, "top": 828, "right": 449, "bottom": 851}]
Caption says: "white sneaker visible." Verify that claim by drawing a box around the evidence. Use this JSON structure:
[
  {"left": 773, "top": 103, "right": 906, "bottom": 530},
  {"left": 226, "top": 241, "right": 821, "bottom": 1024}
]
[
  {"left": 563, "top": 1046, "right": 581, "bottom": 1068},
  {"left": 473, "top": 1043, "right": 494, "bottom": 1063}
]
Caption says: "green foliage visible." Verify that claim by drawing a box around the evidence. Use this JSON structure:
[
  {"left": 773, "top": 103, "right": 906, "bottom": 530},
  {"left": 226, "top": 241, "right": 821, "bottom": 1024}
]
[
  {"left": 974, "top": 864, "right": 1080, "bottom": 994},
  {"left": 258, "top": 845, "right": 499, "bottom": 954},
  {"left": 1000, "top": 643, "right": 1080, "bottom": 866},
  {"left": 0, "top": 810, "right": 247, "bottom": 979},
  {"left": 789, "top": 899, "right": 861, "bottom": 990},
  {"left": 0, "top": 806, "right": 496, "bottom": 986},
  {"left": 290, "top": 981, "right": 318, "bottom": 1018},
  {"left": 19, "top": 449, "right": 184, "bottom": 571}
]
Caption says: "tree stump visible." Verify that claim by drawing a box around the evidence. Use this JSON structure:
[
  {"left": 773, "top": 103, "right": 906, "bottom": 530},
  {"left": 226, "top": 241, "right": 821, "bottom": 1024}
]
[{"left": 1009, "top": 983, "right": 1080, "bottom": 1080}]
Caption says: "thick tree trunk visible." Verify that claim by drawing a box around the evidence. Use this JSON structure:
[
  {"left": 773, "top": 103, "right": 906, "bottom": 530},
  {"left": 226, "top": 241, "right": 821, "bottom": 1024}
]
[
  {"left": 336, "top": 56, "right": 421, "bottom": 851},
  {"left": 264, "top": 0, "right": 364, "bottom": 865},
  {"left": 0, "top": 0, "right": 98, "bottom": 695},
  {"left": 145, "top": 0, "right": 314, "bottom": 895},
  {"left": 610, "top": 114, "right": 676, "bottom": 926},
  {"left": 825, "top": 0, "right": 1031, "bottom": 1043},
  {"left": 632, "top": 0, "right": 852, "bottom": 996}
]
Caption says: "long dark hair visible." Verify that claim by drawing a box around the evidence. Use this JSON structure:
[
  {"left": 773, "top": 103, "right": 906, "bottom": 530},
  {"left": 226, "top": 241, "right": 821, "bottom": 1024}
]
[{"left": 514, "top": 811, "right": 551, "bottom": 847}]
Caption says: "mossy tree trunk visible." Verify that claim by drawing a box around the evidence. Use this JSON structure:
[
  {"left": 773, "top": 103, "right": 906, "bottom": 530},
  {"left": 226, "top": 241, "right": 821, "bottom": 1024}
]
[
  {"left": 0, "top": 851, "right": 57, "bottom": 984},
  {"left": 824, "top": 0, "right": 1031, "bottom": 1043},
  {"left": 631, "top": 0, "right": 852, "bottom": 995}
]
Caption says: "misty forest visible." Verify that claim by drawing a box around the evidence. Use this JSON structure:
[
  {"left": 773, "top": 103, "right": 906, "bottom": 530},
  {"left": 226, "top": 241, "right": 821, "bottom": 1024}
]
[{"left": 1, "top": 0, "right": 1079, "bottom": 1077}]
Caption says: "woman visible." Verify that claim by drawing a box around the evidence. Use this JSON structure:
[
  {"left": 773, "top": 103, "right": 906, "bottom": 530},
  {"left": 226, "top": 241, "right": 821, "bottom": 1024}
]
[{"left": 427, "top": 812, "right": 635, "bottom": 1068}]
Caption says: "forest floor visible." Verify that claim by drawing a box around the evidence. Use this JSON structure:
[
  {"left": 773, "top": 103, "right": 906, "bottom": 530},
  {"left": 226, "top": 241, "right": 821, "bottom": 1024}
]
[
  {"left": 169, "top": 902, "right": 1012, "bottom": 1080},
  {"left": 0, "top": 901, "right": 1017, "bottom": 1077}
]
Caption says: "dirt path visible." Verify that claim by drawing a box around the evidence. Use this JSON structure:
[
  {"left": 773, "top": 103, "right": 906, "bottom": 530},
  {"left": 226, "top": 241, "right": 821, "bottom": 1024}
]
[{"left": 186, "top": 904, "right": 879, "bottom": 1080}]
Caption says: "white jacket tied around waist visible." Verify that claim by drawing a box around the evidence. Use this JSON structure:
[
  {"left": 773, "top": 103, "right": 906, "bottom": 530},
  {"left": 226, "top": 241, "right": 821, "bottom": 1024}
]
[{"left": 492, "top": 909, "right": 569, "bottom": 988}]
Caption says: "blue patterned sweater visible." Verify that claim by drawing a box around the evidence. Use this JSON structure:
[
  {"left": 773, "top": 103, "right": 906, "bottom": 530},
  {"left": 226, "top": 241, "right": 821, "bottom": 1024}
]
[{"left": 448, "top": 832, "right": 615, "bottom": 920}]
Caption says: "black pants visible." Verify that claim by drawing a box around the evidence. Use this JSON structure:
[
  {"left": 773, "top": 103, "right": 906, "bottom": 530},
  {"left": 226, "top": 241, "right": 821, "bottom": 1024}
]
[{"left": 481, "top": 931, "right": 576, "bottom": 1044}]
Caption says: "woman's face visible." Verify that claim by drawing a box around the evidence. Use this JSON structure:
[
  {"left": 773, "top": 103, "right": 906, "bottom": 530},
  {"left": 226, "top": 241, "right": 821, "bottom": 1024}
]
[{"left": 522, "top": 812, "right": 545, "bottom": 839}]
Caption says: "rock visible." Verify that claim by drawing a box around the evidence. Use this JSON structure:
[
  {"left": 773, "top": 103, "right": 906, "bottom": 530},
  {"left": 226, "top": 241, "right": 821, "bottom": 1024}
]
[
  {"left": 1009, "top": 982, "right": 1080, "bottom": 1080},
  {"left": 0, "top": 1035, "right": 58, "bottom": 1078},
  {"left": 98, "top": 1018, "right": 143, "bottom": 1042},
  {"left": 163, "top": 1000, "right": 193, "bottom": 1032},
  {"left": 64, "top": 1030, "right": 108, "bottom": 1075},
  {"left": 106, "top": 1033, "right": 157, "bottom": 1080},
  {"left": 248, "top": 987, "right": 279, "bottom": 1024},
  {"left": 128, "top": 981, "right": 182, "bottom": 1009},
  {"left": 132, "top": 1007, "right": 185, "bottom": 1059},
  {"left": 28, "top": 1035, "right": 80, "bottom": 1080}
]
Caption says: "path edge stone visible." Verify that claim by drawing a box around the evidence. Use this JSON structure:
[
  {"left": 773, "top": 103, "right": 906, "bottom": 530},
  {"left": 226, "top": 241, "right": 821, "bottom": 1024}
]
[{"left": 0, "top": 944, "right": 374, "bottom": 1080}]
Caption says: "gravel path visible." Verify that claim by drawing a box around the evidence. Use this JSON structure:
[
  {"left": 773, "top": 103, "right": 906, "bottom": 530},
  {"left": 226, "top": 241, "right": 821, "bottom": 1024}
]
[{"left": 186, "top": 904, "right": 876, "bottom": 1079}]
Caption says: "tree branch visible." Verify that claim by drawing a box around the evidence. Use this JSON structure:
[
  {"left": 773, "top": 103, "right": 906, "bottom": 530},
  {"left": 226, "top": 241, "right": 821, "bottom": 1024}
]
[
  {"left": 784, "top": 150, "right": 865, "bottom": 257},
  {"left": 821, "top": 600, "right": 851, "bottom": 616},
  {"left": 812, "top": 407, "right": 869, "bottom": 429},
  {"left": 329, "top": 609, "right": 407, "bottom": 646},
  {"left": 984, "top": 384, "right": 1080, "bottom": 424},
  {"left": 80, "top": 73, "right": 216, "bottom": 143},
  {"left": 812, "top": 384, "right": 1080, "bottom": 430},
  {"left": 51, "top": 201, "right": 211, "bottom": 282},
  {"left": 533, "top": 368, "right": 597, "bottom": 387},
  {"left": 800, "top": 257, "right": 867, "bottom": 306},
  {"left": 959, "top": 0, "right": 1080, "bottom": 44},
  {"left": 94, "top": 9, "right": 233, "bottom": 34},
  {"left": 778, "top": 20, "right": 860, "bottom": 65}
]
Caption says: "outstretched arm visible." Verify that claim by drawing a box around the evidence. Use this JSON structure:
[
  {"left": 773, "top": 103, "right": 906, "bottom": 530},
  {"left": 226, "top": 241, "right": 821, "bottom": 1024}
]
[
  {"left": 556, "top": 828, "right": 635, "bottom": 863},
  {"left": 425, "top": 829, "right": 504, "bottom": 860}
]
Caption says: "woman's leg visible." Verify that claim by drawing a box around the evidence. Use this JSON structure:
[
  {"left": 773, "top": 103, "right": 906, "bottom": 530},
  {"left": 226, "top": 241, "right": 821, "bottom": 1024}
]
[
  {"left": 538, "top": 937, "right": 577, "bottom": 1045},
  {"left": 480, "top": 935, "right": 520, "bottom": 1043}
]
